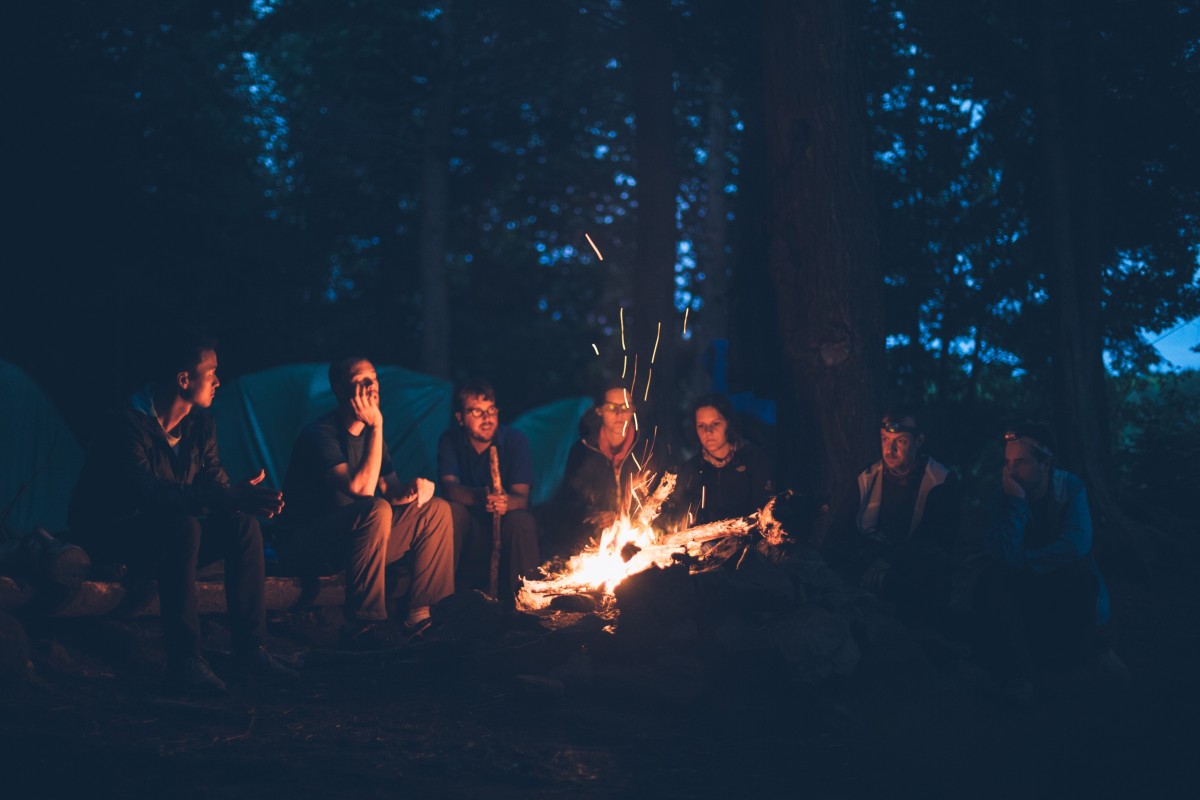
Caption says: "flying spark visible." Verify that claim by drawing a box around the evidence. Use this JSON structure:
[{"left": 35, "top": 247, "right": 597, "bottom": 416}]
[
  {"left": 591, "top": 343, "right": 600, "bottom": 356},
  {"left": 651, "top": 322, "right": 662, "bottom": 363},
  {"left": 643, "top": 368, "right": 653, "bottom": 402},
  {"left": 683, "top": 307, "right": 689, "bottom": 335},
  {"left": 584, "top": 232, "right": 604, "bottom": 261},
  {"left": 620, "top": 307, "right": 626, "bottom": 351}
]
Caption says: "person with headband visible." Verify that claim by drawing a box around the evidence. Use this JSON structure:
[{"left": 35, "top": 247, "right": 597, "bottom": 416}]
[
  {"left": 979, "top": 422, "right": 1112, "bottom": 703},
  {"left": 825, "top": 404, "right": 960, "bottom": 628}
]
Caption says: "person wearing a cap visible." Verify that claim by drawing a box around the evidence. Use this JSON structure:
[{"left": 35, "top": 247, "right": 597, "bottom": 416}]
[
  {"left": 825, "top": 404, "right": 960, "bottom": 627},
  {"left": 979, "top": 422, "right": 1111, "bottom": 700}
]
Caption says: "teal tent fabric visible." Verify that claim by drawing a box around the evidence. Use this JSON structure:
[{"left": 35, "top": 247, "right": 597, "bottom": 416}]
[
  {"left": 209, "top": 364, "right": 453, "bottom": 491},
  {"left": 211, "top": 365, "right": 588, "bottom": 505},
  {"left": 510, "top": 396, "right": 593, "bottom": 505},
  {"left": 0, "top": 361, "right": 83, "bottom": 534}
]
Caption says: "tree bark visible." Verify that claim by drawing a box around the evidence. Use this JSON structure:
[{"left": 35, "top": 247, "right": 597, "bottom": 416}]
[
  {"left": 1034, "top": 1, "right": 1153, "bottom": 567},
  {"left": 762, "top": 0, "right": 884, "bottom": 509},
  {"left": 629, "top": 0, "right": 681, "bottom": 427}
]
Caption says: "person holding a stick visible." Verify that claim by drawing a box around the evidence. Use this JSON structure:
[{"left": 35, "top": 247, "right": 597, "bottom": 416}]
[{"left": 437, "top": 379, "right": 539, "bottom": 603}]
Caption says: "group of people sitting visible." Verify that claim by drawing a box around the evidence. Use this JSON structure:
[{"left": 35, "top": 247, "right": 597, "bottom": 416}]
[{"left": 65, "top": 332, "right": 1113, "bottom": 701}]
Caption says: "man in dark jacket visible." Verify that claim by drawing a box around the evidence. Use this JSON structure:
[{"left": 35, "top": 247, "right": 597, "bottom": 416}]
[
  {"left": 826, "top": 405, "right": 961, "bottom": 626},
  {"left": 69, "top": 333, "right": 296, "bottom": 693}
]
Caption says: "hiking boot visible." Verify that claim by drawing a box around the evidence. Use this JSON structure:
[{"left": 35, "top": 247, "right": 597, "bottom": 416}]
[
  {"left": 168, "top": 656, "right": 226, "bottom": 695},
  {"left": 234, "top": 645, "right": 300, "bottom": 683}
]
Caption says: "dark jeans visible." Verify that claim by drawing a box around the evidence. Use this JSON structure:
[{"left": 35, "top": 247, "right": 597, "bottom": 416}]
[
  {"left": 276, "top": 497, "right": 454, "bottom": 621},
  {"left": 78, "top": 512, "right": 267, "bottom": 664},
  {"left": 449, "top": 501, "right": 540, "bottom": 599},
  {"left": 976, "top": 559, "right": 1098, "bottom": 685}
]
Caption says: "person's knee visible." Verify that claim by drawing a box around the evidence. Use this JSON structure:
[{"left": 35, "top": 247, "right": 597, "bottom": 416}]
[
  {"left": 422, "top": 497, "right": 452, "bottom": 530},
  {"left": 359, "top": 496, "right": 393, "bottom": 529}
]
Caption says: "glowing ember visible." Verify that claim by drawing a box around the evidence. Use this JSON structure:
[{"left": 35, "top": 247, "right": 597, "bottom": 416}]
[
  {"left": 585, "top": 232, "right": 604, "bottom": 261},
  {"left": 592, "top": 343, "right": 600, "bottom": 355}
]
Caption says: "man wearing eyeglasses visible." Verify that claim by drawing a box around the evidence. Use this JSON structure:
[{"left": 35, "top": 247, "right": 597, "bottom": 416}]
[
  {"left": 825, "top": 405, "right": 960, "bottom": 627},
  {"left": 275, "top": 357, "right": 454, "bottom": 647},
  {"left": 980, "top": 423, "right": 1110, "bottom": 700},
  {"left": 436, "top": 379, "right": 539, "bottom": 601}
]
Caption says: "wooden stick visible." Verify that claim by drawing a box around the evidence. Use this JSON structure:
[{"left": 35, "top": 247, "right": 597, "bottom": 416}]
[{"left": 488, "top": 446, "right": 503, "bottom": 600}]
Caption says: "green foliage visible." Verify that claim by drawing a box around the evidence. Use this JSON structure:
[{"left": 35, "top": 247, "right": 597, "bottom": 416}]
[{"left": 1112, "top": 369, "right": 1200, "bottom": 528}]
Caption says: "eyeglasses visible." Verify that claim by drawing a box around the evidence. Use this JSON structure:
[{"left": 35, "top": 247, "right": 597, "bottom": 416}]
[
  {"left": 1003, "top": 430, "right": 1053, "bottom": 458},
  {"left": 463, "top": 406, "right": 499, "bottom": 420},
  {"left": 599, "top": 402, "right": 635, "bottom": 414}
]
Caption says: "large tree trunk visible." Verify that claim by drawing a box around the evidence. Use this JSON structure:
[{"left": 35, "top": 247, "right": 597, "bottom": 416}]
[
  {"left": 417, "top": 0, "right": 456, "bottom": 378},
  {"left": 1034, "top": 1, "right": 1153, "bottom": 568},
  {"left": 629, "top": 0, "right": 681, "bottom": 433},
  {"left": 692, "top": 72, "right": 732, "bottom": 395},
  {"left": 762, "top": 0, "right": 884, "bottom": 512}
]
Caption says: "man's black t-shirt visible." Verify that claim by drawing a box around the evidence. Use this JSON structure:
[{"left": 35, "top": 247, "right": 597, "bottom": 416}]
[{"left": 278, "top": 411, "right": 394, "bottom": 526}]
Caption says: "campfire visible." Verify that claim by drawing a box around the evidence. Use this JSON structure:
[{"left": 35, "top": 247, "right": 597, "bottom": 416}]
[{"left": 516, "top": 473, "right": 789, "bottom": 613}]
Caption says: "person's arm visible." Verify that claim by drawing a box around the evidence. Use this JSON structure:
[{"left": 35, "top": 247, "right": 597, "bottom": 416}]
[
  {"left": 1022, "top": 480, "right": 1093, "bottom": 574},
  {"left": 379, "top": 471, "right": 435, "bottom": 507},
  {"left": 326, "top": 382, "right": 385, "bottom": 497},
  {"left": 441, "top": 475, "right": 487, "bottom": 506}
]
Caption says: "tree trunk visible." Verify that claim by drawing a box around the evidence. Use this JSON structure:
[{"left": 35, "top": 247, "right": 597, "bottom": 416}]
[
  {"left": 693, "top": 72, "right": 732, "bottom": 397},
  {"left": 629, "top": 0, "right": 681, "bottom": 430},
  {"left": 762, "top": 0, "right": 884, "bottom": 509},
  {"left": 1034, "top": 1, "right": 1154, "bottom": 568},
  {"left": 417, "top": 0, "right": 456, "bottom": 378}
]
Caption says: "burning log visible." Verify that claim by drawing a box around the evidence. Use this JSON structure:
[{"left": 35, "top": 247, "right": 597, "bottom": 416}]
[
  {"left": 516, "top": 494, "right": 792, "bottom": 612},
  {"left": 635, "top": 471, "right": 676, "bottom": 529},
  {"left": 661, "top": 493, "right": 790, "bottom": 556}
]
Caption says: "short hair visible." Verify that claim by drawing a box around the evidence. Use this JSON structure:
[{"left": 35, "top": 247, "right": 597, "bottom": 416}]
[
  {"left": 881, "top": 403, "right": 921, "bottom": 433},
  {"left": 1006, "top": 422, "right": 1056, "bottom": 464},
  {"left": 149, "top": 328, "right": 217, "bottom": 389},
  {"left": 328, "top": 355, "right": 371, "bottom": 397},
  {"left": 691, "top": 392, "right": 741, "bottom": 445},
  {"left": 455, "top": 378, "right": 496, "bottom": 413}
]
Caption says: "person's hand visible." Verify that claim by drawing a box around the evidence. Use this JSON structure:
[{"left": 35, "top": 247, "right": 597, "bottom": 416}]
[
  {"left": 228, "top": 469, "right": 285, "bottom": 518},
  {"left": 485, "top": 492, "right": 509, "bottom": 515},
  {"left": 860, "top": 558, "right": 891, "bottom": 593},
  {"left": 350, "top": 381, "right": 383, "bottom": 428},
  {"left": 396, "top": 477, "right": 436, "bottom": 507},
  {"left": 1002, "top": 463, "right": 1025, "bottom": 498}
]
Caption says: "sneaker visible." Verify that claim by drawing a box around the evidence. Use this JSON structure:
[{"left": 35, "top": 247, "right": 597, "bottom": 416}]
[
  {"left": 235, "top": 645, "right": 300, "bottom": 683},
  {"left": 402, "top": 616, "right": 433, "bottom": 640},
  {"left": 168, "top": 656, "right": 227, "bottom": 695}
]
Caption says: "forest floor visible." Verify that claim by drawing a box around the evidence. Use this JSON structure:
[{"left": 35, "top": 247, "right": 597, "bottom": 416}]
[{"left": 2, "top": 551, "right": 1198, "bottom": 800}]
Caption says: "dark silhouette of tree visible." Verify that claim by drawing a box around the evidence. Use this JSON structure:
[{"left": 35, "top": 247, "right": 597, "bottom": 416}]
[{"left": 762, "top": 0, "right": 885, "bottom": 507}]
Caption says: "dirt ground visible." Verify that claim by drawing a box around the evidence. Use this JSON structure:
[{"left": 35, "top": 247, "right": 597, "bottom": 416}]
[{"left": 2, "top": 557, "right": 1199, "bottom": 800}]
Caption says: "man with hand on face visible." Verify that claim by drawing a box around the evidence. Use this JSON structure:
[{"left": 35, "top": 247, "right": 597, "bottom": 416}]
[
  {"left": 275, "top": 357, "right": 454, "bottom": 647},
  {"left": 436, "top": 379, "right": 539, "bottom": 601},
  {"left": 69, "top": 331, "right": 296, "bottom": 694},
  {"left": 826, "top": 405, "right": 960, "bottom": 626},
  {"left": 979, "top": 423, "right": 1111, "bottom": 699}
]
